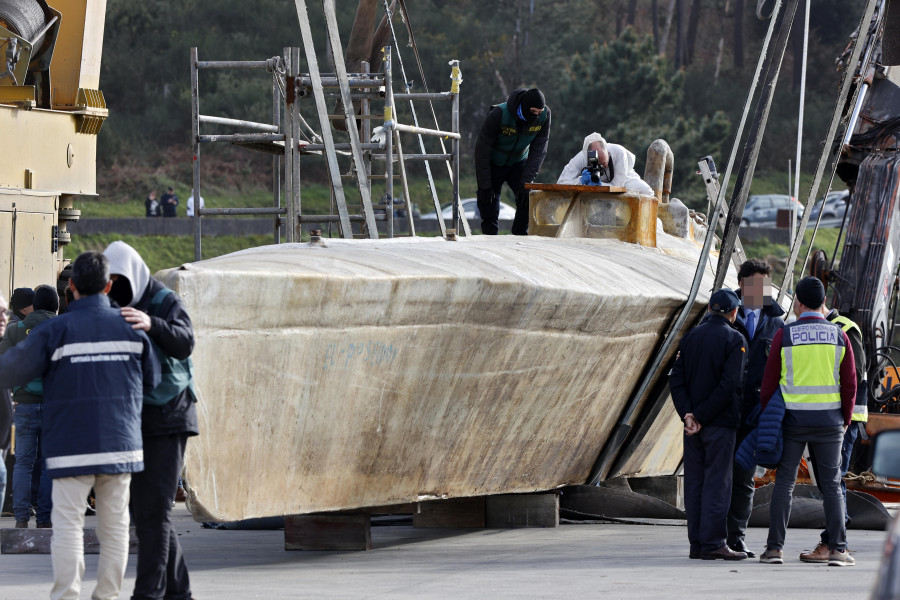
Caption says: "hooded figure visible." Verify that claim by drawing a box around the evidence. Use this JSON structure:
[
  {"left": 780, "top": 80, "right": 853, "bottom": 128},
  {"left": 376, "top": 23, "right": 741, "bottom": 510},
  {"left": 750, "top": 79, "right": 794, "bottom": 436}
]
[
  {"left": 557, "top": 132, "right": 654, "bottom": 195},
  {"left": 103, "top": 240, "right": 198, "bottom": 600},
  {"left": 473, "top": 87, "right": 551, "bottom": 235}
]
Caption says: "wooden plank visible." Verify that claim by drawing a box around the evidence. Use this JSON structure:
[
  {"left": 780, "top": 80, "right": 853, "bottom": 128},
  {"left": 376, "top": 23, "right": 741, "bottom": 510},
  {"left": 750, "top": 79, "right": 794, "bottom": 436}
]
[
  {"left": 284, "top": 513, "right": 371, "bottom": 551},
  {"left": 1, "top": 527, "right": 138, "bottom": 555},
  {"left": 291, "top": 0, "right": 354, "bottom": 238},
  {"left": 413, "top": 497, "right": 485, "bottom": 528},
  {"left": 524, "top": 183, "right": 627, "bottom": 193},
  {"left": 485, "top": 493, "right": 559, "bottom": 528}
]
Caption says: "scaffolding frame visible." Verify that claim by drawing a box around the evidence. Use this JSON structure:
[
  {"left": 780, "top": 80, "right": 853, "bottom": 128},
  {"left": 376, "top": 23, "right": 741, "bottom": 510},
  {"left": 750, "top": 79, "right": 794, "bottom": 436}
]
[{"left": 190, "top": 31, "right": 463, "bottom": 261}]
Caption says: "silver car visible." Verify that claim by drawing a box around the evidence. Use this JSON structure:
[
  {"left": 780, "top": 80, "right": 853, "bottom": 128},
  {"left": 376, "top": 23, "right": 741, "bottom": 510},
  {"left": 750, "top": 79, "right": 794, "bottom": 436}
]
[{"left": 741, "top": 194, "right": 804, "bottom": 227}]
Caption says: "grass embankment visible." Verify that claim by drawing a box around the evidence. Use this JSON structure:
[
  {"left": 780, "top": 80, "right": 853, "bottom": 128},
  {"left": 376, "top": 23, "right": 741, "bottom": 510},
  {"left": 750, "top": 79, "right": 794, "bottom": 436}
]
[{"left": 742, "top": 227, "right": 843, "bottom": 289}]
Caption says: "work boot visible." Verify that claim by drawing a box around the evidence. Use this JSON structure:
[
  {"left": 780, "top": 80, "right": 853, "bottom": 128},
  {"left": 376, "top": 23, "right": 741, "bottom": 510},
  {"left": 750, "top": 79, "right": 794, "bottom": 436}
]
[
  {"left": 36, "top": 521, "right": 52, "bottom": 529},
  {"left": 701, "top": 545, "right": 748, "bottom": 560},
  {"left": 799, "top": 542, "right": 830, "bottom": 563},
  {"left": 759, "top": 547, "right": 783, "bottom": 564},
  {"left": 14, "top": 520, "right": 28, "bottom": 529},
  {"left": 728, "top": 539, "right": 756, "bottom": 558},
  {"left": 828, "top": 549, "right": 856, "bottom": 567}
]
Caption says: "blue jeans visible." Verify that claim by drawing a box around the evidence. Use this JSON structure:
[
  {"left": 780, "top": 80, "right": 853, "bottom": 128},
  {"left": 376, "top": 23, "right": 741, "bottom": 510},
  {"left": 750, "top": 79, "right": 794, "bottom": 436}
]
[
  {"left": 811, "top": 422, "right": 860, "bottom": 543},
  {"left": 13, "top": 403, "right": 52, "bottom": 523}
]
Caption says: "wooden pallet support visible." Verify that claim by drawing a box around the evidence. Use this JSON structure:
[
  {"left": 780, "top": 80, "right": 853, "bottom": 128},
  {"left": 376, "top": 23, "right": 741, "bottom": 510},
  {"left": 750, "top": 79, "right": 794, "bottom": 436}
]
[
  {"left": 284, "top": 513, "right": 371, "bottom": 551},
  {"left": 485, "top": 493, "right": 559, "bottom": 528},
  {"left": 1, "top": 527, "right": 138, "bottom": 555},
  {"left": 413, "top": 497, "right": 486, "bottom": 528}
]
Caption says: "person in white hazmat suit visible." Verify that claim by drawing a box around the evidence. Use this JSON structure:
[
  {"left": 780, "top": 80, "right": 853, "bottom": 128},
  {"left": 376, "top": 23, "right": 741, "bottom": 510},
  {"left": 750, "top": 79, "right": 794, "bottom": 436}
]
[{"left": 557, "top": 132, "right": 654, "bottom": 195}]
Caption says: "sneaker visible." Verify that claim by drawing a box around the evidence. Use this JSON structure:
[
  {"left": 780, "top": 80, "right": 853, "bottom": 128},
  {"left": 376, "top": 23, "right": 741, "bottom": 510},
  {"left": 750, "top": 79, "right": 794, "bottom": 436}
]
[
  {"left": 828, "top": 549, "right": 855, "bottom": 567},
  {"left": 800, "top": 542, "right": 830, "bottom": 563},
  {"left": 14, "top": 520, "right": 28, "bottom": 529},
  {"left": 760, "top": 547, "right": 784, "bottom": 564}
]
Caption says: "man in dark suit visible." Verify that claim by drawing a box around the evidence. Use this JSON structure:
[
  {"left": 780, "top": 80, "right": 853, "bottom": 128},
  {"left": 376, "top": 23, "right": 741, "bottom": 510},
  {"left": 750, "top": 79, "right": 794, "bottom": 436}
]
[{"left": 726, "top": 259, "right": 785, "bottom": 557}]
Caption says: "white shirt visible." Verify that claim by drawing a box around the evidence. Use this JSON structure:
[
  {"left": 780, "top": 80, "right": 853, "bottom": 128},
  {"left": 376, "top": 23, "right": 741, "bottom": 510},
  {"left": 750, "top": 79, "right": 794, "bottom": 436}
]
[{"left": 186, "top": 194, "right": 205, "bottom": 217}]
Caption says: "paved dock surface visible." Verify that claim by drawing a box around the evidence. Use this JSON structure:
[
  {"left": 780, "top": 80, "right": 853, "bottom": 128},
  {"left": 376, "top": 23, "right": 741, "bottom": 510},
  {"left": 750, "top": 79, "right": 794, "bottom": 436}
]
[{"left": 1, "top": 507, "right": 889, "bottom": 599}]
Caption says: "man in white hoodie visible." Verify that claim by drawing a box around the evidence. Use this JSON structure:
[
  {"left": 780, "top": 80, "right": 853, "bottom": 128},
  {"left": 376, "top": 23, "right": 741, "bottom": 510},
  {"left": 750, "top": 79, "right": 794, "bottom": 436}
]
[
  {"left": 104, "top": 241, "right": 198, "bottom": 600},
  {"left": 557, "top": 132, "right": 654, "bottom": 195}
]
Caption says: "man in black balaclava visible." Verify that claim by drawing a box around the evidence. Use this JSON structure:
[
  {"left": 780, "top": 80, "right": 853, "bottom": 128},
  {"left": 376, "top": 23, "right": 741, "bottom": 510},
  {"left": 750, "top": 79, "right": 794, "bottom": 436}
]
[{"left": 473, "top": 87, "right": 551, "bottom": 235}]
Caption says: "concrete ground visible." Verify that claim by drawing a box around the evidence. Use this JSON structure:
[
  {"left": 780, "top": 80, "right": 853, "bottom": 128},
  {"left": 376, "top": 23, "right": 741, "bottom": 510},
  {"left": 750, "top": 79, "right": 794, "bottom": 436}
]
[{"left": 0, "top": 506, "right": 889, "bottom": 599}]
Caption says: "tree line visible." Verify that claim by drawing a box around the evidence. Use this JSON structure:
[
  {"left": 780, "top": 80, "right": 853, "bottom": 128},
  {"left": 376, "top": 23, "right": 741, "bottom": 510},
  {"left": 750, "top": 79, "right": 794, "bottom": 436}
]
[{"left": 98, "top": 0, "right": 863, "bottom": 206}]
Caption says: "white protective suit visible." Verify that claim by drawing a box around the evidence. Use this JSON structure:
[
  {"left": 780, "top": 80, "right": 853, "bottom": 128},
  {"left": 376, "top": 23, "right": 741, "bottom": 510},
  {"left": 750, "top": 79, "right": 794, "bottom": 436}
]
[{"left": 557, "top": 133, "right": 654, "bottom": 196}]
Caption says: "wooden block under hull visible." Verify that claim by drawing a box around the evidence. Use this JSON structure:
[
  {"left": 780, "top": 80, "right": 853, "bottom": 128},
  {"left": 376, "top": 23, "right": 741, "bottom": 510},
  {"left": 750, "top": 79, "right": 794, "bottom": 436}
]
[
  {"left": 414, "top": 497, "right": 486, "bottom": 528},
  {"left": 485, "top": 493, "right": 559, "bottom": 528},
  {"left": 284, "top": 514, "right": 371, "bottom": 551},
  {"left": 1, "top": 527, "right": 138, "bottom": 554}
]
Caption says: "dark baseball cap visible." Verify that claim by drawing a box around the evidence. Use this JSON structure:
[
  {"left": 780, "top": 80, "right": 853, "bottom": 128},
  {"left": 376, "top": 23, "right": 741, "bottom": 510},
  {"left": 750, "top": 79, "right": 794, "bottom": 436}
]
[{"left": 709, "top": 288, "right": 740, "bottom": 313}]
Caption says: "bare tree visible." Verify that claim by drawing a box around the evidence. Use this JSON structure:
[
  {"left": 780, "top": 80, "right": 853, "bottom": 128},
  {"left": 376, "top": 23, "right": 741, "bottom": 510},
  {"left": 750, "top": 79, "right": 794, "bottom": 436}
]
[
  {"left": 734, "top": 0, "right": 744, "bottom": 68},
  {"left": 660, "top": 0, "right": 677, "bottom": 56},
  {"left": 686, "top": 0, "right": 702, "bottom": 65},
  {"left": 674, "top": 0, "right": 687, "bottom": 69},
  {"left": 627, "top": 0, "right": 638, "bottom": 26},
  {"left": 652, "top": 0, "right": 661, "bottom": 51}
]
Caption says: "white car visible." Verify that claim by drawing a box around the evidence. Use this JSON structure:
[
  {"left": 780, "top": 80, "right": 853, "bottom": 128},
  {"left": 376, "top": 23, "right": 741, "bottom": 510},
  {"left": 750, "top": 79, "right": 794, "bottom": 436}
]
[{"left": 420, "top": 198, "right": 517, "bottom": 221}]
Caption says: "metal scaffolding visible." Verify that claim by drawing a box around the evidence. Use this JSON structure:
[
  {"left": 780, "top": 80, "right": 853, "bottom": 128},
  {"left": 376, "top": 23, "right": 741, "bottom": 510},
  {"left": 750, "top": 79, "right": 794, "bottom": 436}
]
[{"left": 189, "top": 19, "right": 464, "bottom": 261}]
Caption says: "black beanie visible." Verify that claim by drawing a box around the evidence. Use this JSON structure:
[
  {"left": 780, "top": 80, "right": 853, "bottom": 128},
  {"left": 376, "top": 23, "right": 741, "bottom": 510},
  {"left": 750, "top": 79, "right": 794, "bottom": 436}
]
[
  {"left": 33, "top": 285, "right": 59, "bottom": 313},
  {"left": 519, "top": 88, "right": 545, "bottom": 122},
  {"left": 10, "top": 287, "right": 34, "bottom": 319},
  {"left": 795, "top": 276, "right": 826, "bottom": 309}
]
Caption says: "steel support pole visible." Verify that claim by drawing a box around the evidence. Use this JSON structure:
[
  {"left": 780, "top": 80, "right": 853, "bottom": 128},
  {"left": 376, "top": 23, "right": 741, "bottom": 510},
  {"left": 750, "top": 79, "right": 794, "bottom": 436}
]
[
  {"left": 384, "top": 47, "right": 394, "bottom": 239},
  {"left": 282, "top": 47, "right": 294, "bottom": 243},
  {"left": 273, "top": 71, "right": 281, "bottom": 244},
  {"left": 291, "top": 47, "right": 302, "bottom": 242},
  {"left": 713, "top": 0, "right": 799, "bottom": 291},
  {"left": 451, "top": 79, "right": 460, "bottom": 234},
  {"left": 191, "top": 47, "right": 202, "bottom": 262}
]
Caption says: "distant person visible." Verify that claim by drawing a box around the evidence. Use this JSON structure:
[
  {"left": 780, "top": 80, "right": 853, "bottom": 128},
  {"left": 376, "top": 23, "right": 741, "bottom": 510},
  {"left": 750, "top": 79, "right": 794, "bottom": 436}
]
[
  {"left": 0, "top": 285, "right": 59, "bottom": 529},
  {"left": 758, "top": 276, "right": 857, "bottom": 567},
  {"left": 726, "top": 259, "right": 785, "bottom": 558},
  {"left": 670, "top": 289, "right": 747, "bottom": 561},
  {"left": 557, "top": 133, "right": 654, "bottom": 195},
  {"left": 9, "top": 287, "right": 35, "bottom": 324},
  {"left": 186, "top": 190, "right": 204, "bottom": 218},
  {"left": 0, "top": 292, "right": 10, "bottom": 514},
  {"left": 105, "top": 241, "right": 198, "bottom": 600},
  {"left": 0, "top": 251, "right": 160, "bottom": 600},
  {"left": 161, "top": 187, "right": 179, "bottom": 218},
  {"left": 145, "top": 190, "right": 161, "bottom": 218},
  {"left": 474, "top": 88, "right": 550, "bottom": 235}
]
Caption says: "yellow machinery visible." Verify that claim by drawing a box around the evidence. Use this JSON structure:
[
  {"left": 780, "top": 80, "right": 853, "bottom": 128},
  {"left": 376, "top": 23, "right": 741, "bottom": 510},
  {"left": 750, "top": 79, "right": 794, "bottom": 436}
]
[{"left": 0, "top": 0, "right": 107, "bottom": 299}]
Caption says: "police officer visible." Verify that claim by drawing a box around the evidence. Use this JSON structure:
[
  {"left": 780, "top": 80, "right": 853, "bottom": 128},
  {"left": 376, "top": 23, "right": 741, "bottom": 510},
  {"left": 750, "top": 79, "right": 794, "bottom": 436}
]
[
  {"left": 473, "top": 88, "right": 550, "bottom": 235},
  {"left": 670, "top": 288, "right": 747, "bottom": 561},
  {"left": 726, "top": 259, "right": 785, "bottom": 558},
  {"left": 758, "top": 276, "right": 857, "bottom": 566},
  {"left": 800, "top": 304, "right": 868, "bottom": 562}
]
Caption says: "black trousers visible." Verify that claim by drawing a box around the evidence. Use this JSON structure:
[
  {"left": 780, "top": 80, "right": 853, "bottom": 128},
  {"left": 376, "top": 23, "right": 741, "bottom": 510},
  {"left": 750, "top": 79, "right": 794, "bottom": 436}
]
[
  {"left": 683, "top": 425, "right": 736, "bottom": 554},
  {"left": 726, "top": 427, "right": 756, "bottom": 546},
  {"left": 476, "top": 160, "right": 530, "bottom": 235},
  {"left": 130, "top": 434, "right": 192, "bottom": 600}
]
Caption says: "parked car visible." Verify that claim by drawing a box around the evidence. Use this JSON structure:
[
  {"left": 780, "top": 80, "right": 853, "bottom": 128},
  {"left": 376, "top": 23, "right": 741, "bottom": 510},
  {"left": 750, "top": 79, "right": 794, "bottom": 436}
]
[
  {"left": 420, "top": 197, "right": 517, "bottom": 221},
  {"left": 870, "top": 429, "right": 900, "bottom": 598},
  {"left": 740, "top": 194, "right": 804, "bottom": 227},
  {"left": 809, "top": 189, "right": 850, "bottom": 223}
]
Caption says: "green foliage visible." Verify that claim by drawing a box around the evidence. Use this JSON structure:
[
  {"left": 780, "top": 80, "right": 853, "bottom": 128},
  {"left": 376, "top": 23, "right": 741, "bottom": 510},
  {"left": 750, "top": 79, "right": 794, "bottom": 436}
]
[{"left": 66, "top": 234, "right": 274, "bottom": 275}]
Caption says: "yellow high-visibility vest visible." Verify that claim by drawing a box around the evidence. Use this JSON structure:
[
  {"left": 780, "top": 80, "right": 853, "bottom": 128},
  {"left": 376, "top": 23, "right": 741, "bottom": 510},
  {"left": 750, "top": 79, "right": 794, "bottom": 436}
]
[
  {"left": 830, "top": 314, "right": 868, "bottom": 422},
  {"left": 780, "top": 319, "right": 846, "bottom": 411}
]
